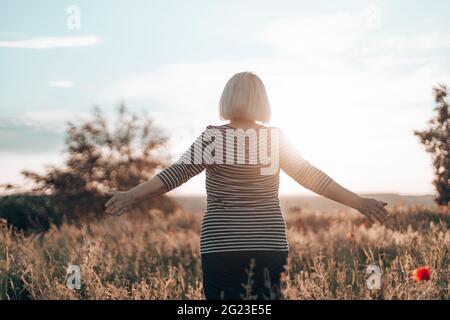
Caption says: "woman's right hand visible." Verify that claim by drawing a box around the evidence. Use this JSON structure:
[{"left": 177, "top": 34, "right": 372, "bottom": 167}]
[
  {"left": 105, "top": 191, "right": 135, "bottom": 216},
  {"left": 356, "top": 197, "right": 389, "bottom": 223}
]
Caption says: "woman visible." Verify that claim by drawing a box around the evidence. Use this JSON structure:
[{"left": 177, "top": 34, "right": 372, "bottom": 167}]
[{"left": 105, "top": 71, "right": 389, "bottom": 300}]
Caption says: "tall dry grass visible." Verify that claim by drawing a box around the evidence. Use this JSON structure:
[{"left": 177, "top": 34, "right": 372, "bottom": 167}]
[{"left": 1, "top": 205, "right": 449, "bottom": 300}]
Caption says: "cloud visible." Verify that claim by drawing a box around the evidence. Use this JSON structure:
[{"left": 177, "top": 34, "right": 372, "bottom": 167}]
[
  {"left": 0, "top": 118, "right": 64, "bottom": 152},
  {"left": 108, "top": 62, "right": 234, "bottom": 105},
  {"left": 19, "top": 109, "right": 89, "bottom": 129},
  {"left": 257, "top": 12, "right": 370, "bottom": 57},
  {"left": 363, "top": 33, "right": 450, "bottom": 54},
  {"left": 0, "top": 36, "right": 101, "bottom": 49},
  {"left": 0, "top": 108, "right": 93, "bottom": 153},
  {"left": 48, "top": 80, "right": 74, "bottom": 88},
  {"left": 257, "top": 6, "right": 450, "bottom": 64}
]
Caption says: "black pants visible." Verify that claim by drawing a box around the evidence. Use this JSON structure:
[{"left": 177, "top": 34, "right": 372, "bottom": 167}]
[{"left": 201, "top": 250, "right": 288, "bottom": 300}]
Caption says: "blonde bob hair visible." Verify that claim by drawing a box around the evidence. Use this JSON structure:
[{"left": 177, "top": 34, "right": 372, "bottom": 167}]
[{"left": 219, "top": 72, "right": 271, "bottom": 123}]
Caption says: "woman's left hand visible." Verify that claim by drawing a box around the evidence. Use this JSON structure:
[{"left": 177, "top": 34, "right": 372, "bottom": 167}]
[{"left": 105, "top": 191, "right": 134, "bottom": 216}]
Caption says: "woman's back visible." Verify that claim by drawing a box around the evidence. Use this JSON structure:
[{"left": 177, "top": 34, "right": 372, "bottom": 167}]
[
  {"left": 206, "top": 124, "right": 280, "bottom": 202},
  {"left": 156, "top": 124, "right": 331, "bottom": 254},
  {"left": 202, "top": 124, "right": 285, "bottom": 254}
]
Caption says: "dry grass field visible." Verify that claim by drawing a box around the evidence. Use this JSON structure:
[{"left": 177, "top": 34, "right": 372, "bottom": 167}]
[{"left": 1, "top": 203, "right": 449, "bottom": 300}]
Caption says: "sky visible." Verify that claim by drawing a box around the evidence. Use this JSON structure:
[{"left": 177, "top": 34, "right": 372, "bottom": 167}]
[{"left": 1, "top": 0, "right": 450, "bottom": 196}]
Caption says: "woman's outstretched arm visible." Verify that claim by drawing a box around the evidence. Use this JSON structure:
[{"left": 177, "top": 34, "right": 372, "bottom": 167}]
[
  {"left": 278, "top": 129, "right": 389, "bottom": 223},
  {"left": 319, "top": 180, "right": 389, "bottom": 223},
  {"left": 105, "top": 176, "right": 167, "bottom": 216},
  {"left": 105, "top": 127, "right": 213, "bottom": 216}
]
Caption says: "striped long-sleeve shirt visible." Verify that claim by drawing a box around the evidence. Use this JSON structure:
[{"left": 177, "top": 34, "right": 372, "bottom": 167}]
[{"left": 156, "top": 124, "right": 333, "bottom": 254}]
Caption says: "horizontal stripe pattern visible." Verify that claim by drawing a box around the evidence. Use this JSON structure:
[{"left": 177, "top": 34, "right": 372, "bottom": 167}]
[{"left": 156, "top": 124, "right": 333, "bottom": 254}]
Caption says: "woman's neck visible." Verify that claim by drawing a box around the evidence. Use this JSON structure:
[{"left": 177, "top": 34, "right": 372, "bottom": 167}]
[{"left": 228, "top": 119, "right": 263, "bottom": 129}]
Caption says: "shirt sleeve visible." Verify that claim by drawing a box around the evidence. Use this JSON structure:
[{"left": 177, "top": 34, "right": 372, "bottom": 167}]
[
  {"left": 279, "top": 128, "right": 333, "bottom": 194},
  {"left": 156, "top": 127, "right": 212, "bottom": 192}
]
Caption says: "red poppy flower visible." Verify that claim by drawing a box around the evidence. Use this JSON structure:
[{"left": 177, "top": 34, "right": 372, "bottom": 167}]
[{"left": 411, "top": 267, "right": 431, "bottom": 282}]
